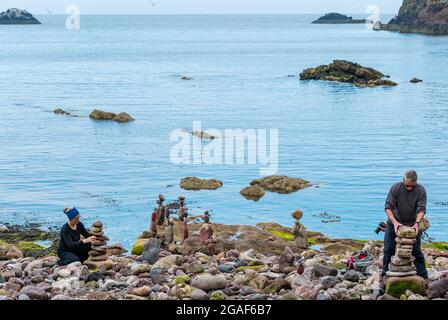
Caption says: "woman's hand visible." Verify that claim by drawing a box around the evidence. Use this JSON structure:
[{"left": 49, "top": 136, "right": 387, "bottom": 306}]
[{"left": 82, "top": 236, "right": 96, "bottom": 244}]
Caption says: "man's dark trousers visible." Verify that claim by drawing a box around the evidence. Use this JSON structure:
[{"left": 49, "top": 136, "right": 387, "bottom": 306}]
[{"left": 382, "top": 221, "right": 428, "bottom": 279}]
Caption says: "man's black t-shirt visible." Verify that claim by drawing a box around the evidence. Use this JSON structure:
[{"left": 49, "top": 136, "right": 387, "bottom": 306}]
[{"left": 385, "top": 182, "right": 427, "bottom": 226}]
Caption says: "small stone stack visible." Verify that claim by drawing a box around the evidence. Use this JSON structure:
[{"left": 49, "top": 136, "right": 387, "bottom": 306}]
[
  {"left": 86, "top": 221, "right": 109, "bottom": 266},
  {"left": 387, "top": 226, "right": 417, "bottom": 277},
  {"left": 292, "top": 210, "right": 308, "bottom": 249}
]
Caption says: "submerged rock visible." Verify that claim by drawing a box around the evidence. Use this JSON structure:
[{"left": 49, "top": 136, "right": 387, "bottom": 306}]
[
  {"left": 240, "top": 185, "right": 266, "bottom": 201},
  {"left": 312, "top": 13, "right": 367, "bottom": 24},
  {"left": 249, "top": 175, "right": 311, "bottom": 194},
  {"left": 300, "top": 60, "right": 398, "bottom": 87},
  {"left": 89, "top": 109, "right": 134, "bottom": 123},
  {"left": 54, "top": 108, "right": 71, "bottom": 116},
  {"left": 410, "top": 78, "right": 423, "bottom": 83},
  {"left": 180, "top": 177, "right": 223, "bottom": 190},
  {"left": 0, "top": 9, "right": 41, "bottom": 25}
]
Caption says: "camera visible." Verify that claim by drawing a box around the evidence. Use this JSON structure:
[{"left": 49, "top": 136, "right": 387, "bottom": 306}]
[{"left": 375, "top": 222, "right": 387, "bottom": 234}]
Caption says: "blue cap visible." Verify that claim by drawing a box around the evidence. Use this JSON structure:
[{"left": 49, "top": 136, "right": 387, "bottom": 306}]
[{"left": 64, "top": 207, "right": 79, "bottom": 221}]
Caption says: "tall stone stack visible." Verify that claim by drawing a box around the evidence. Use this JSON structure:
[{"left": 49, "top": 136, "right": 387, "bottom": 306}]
[
  {"left": 385, "top": 225, "right": 426, "bottom": 298},
  {"left": 387, "top": 226, "right": 417, "bottom": 277},
  {"left": 85, "top": 221, "right": 110, "bottom": 269}
]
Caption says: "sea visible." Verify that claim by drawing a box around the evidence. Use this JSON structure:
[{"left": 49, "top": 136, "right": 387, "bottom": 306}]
[{"left": 1, "top": 14, "right": 447, "bottom": 250}]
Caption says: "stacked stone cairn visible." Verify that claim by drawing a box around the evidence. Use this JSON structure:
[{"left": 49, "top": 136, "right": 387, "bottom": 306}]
[
  {"left": 85, "top": 221, "right": 109, "bottom": 269},
  {"left": 385, "top": 225, "right": 426, "bottom": 298},
  {"left": 387, "top": 226, "right": 417, "bottom": 277},
  {"left": 292, "top": 210, "right": 308, "bottom": 249}
]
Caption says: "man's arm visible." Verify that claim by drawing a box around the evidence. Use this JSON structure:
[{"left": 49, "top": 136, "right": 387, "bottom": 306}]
[
  {"left": 385, "top": 184, "right": 402, "bottom": 233},
  {"left": 413, "top": 188, "right": 427, "bottom": 232}
]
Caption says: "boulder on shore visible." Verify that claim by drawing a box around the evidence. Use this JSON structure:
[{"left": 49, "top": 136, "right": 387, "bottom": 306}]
[
  {"left": 0, "top": 9, "right": 41, "bottom": 25},
  {"left": 312, "top": 13, "right": 367, "bottom": 24},
  {"left": 378, "top": 0, "right": 448, "bottom": 35},
  {"left": 180, "top": 177, "right": 223, "bottom": 191},
  {"left": 89, "top": 109, "right": 135, "bottom": 123},
  {"left": 300, "top": 60, "right": 397, "bottom": 87}
]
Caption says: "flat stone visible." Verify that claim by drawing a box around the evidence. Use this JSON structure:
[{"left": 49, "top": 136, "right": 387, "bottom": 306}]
[
  {"left": 391, "top": 255, "right": 415, "bottom": 266},
  {"left": 395, "top": 237, "right": 416, "bottom": 245},
  {"left": 386, "top": 271, "right": 417, "bottom": 277},
  {"left": 389, "top": 263, "right": 416, "bottom": 273},
  {"left": 396, "top": 226, "right": 417, "bottom": 239},
  {"left": 396, "top": 248, "right": 413, "bottom": 258}
]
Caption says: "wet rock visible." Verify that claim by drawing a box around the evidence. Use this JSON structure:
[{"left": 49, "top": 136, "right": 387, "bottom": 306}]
[
  {"left": 240, "top": 185, "right": 266, "bottom": 201},
  {"left": 191, "top": 274, "right": 227, "bottom": 291},
  {"left": 249, "top": 175, "right": 311, "bottom": 194},
  {"left": 410, "top": 78, "right": 423, "bottom": 83},
  {"left": 89, "top": 109, "right": 134, "bottom": 123},
  {"left": 180, "top": 177, "right": 223, "bottom": 190},
  {"left": 142, "top": 238, "right": 162, "bottom": 264},
  {"left": 54, "top": 108, "right": 71, "bottom": 116},
  {"left": 191, "top": 131, "right": 216, "bottom": 140},
  {"left": 300, "top": 60, "right": 397, "bottom": 87},
  {"left": 19, "top": 286, "right": 48, "bottom": 300}
]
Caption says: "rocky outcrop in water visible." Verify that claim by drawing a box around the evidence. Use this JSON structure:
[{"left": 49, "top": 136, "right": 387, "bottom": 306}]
[
  {"left": 300, "top": 60, "right": 398, "bottom": 87},
  {"left": 0, "top": 8, "right": 41, "bottom": 25},
  {"left": 89, "top": 109, "right": 135, "bottom": 123},
  {"left": 379, "top": 0, "right": 448, "bottom": 35},
  {"left": 312, "top": 13, "right": 367, "bottom": 24},
  {"left": 180, "top": 177, "right": 223, "bottom": 191}
]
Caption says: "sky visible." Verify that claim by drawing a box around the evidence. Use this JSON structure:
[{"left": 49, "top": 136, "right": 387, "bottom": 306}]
[{"left": 2, "top": 0, "right": 403, "bottom": 14}]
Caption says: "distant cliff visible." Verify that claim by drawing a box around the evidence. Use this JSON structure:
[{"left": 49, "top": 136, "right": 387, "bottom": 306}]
[
  {"left": 380, "top": 0, "right": 448, "bottom": 34},
  {"left": 0, "top": 8, "right": 41, "bottom": 25},
  {"left": 312, "top": 13, "right": 367, "bottom": 24}
]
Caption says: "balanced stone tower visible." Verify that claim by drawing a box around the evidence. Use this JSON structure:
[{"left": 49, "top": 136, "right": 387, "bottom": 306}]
[
  {"left": 292, "top": 210, "right": 308, "bottom": 249},
  {"left": 385, "top": 225, "right": 426, "bottom": 298},
  {"left": 84, "top": 221, "right": 110, "bottom": 269}
]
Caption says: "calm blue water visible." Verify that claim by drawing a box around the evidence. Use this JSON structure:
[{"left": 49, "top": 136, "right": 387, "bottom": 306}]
[{"left": 1, "top": 15, "right": 448, "bottom": 250}]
